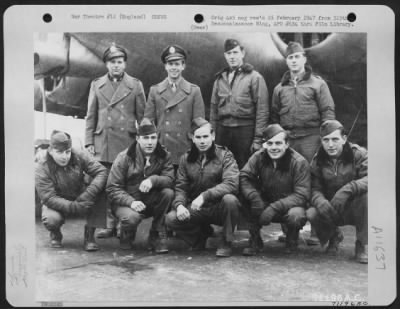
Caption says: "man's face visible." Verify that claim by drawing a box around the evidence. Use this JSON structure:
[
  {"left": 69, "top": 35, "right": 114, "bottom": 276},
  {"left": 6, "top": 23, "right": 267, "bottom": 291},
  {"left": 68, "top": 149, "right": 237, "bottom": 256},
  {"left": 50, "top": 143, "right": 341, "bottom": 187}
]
[
  {"left": 286, "top": 52, "right": 307, "bottom": 74},
  {"left": 224, "top": 46, "right": 245, "bottom": 70},
  {"left": 192, "top": 125, "right": 215, "bottom": 153},
  {"left": 321, "top": 129, "right": 347, "bottom": 159},
  {"left": 49, "top": 147, "right": 72, "bottom": 167},
  {"left": 164, "top": 60, "right": 185, "bottom": 80},
  {"left": 106, "top": 57, "right": 126, "bottom": 77},
  {"left": 137, "top": 133, "right": 158, "bottom": 155},
  {"left": 263, "top": 132, "right": 289, "bottom": 161}
]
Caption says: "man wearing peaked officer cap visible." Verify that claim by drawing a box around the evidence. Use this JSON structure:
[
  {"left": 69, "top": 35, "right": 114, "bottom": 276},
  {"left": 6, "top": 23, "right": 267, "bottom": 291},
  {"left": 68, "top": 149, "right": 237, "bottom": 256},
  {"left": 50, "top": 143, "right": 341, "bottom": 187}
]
[
  {"left": 85, "top": 43, "right": 146, "bottom": 238},
  {"left": 102, "top": 43, "right": 128, "bottom": 62},
  {"left": 35, "top": 130, "right": 109, "bottom": 251},
  {"left": 106, "top": 118, "right": 175, "bottom": 253},
  {"left": 306, "top": 120, "right": 368, "bottom": 263},
  {"left": 161, "top": 44, "right": 187, "bottom": 63},
  {"left": 145, "top": 44, "right": 205, "bottom": 169},
  {"left": 240, "top": 124, "right": 311, "bottom": 255},
  {"left": 166, "top": 117, "right": 241, "bottom": 257},
  {"left": 210, "top": 38, "right": 269, "bottom": 169}
]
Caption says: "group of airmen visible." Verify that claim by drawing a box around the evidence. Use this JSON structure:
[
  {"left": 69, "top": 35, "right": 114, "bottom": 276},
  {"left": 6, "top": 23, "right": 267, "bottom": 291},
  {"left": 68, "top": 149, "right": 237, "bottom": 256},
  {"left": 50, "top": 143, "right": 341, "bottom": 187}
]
[{"left": 35, "top": 38, "right": 368, "bottom": 263}]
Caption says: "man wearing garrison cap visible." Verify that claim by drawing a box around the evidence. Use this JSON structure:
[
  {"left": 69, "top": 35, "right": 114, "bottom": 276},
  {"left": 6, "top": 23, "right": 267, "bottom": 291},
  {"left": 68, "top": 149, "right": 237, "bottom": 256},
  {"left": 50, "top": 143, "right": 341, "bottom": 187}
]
[
  {"left": 210, "top": 38, "right": 269, "bottom": 169},
  {"left": 85, "top": 43, "right": 146, "bottom": 238},
  {"left": 145, "top": 44, "right": 205, "bottom": 169},
  {"left": 306, "top": 120, "right": 368, "bottom": 263},
  {"left": 35, "top": 130, "right": 108, "bottom": 251},
  {"left": 166, "top": 118, "right": 240, "bottom": 257},
  {"left": 106, "top": 118, "right": 174, "bottom": 253},
  {"left": 240, "top": 124, "right": 310, "bottom": 255},
  {"left": 271, "top": 41, "right": 335, "bottom": 245},
  {"left": 271, "top": 41, "right": 335, "bottom": 162}
]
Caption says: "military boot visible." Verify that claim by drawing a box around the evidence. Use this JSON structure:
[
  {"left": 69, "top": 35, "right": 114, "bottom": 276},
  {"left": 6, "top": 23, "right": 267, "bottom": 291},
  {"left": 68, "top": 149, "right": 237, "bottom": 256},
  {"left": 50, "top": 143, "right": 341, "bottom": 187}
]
[
  {"left": 147, "top": 230, "right": 169, "bottom": 254},
  {"left": 49, "top": 229, "right": 63, "bottom": 248},
  {"left": 119, "top": 228, "right": 136, "bottom": 250},
  {"left": 84, "top": 225, "right": 99, "bottom": 252},
  {"left": 355, "top": 240, "right": 368, "bottom": 264},
  {"left": 242, "top": 229, "right": 264, "bottom": 256},
  {"left": 325, "top": 227, "right": 344, "bottom": 255},
  {"left": 96, "top": 228, "right": 116, "bottom": 238},
  {"left": 155, "top": 231, "right": 169, "bottom": 254},
  {"left": 190, "top": 225, "right": 214, "bottom": 251},
  {"left": 216, "top": 238, "right": 232, "bottom": 257},
  {"left": 285, "top": 228, "right": 299, "bottom": 253}
]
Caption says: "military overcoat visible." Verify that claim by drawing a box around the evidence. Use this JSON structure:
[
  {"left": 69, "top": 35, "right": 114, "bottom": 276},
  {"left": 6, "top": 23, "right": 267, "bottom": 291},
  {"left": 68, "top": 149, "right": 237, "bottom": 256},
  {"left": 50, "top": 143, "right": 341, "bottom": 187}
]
[
  {"left": 85, "top": 73, "right": 145, "bottom": 163},
  {"left": 144, "top": 78, "right": 205, "bottom": 165}
]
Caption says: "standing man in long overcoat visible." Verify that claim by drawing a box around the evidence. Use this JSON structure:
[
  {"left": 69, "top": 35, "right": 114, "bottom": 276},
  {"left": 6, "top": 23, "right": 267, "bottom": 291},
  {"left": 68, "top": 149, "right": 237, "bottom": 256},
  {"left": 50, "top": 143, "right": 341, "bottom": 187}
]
[
  {"left": 85, "top": 43, "right": 146, "bottom": 237},
  {"left": 144, "top": 44, "right": 205, "bottom": 169}
]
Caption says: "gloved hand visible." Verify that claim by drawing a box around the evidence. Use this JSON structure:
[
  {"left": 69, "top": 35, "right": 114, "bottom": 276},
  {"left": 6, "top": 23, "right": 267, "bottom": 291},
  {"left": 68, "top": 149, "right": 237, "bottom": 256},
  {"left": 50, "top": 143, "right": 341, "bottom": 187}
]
[
  {"left": 317, "top": 201, "right": 339, "bottom": 225},
  {"left": 330, "top": 188, "right": 352, "bottom": 215},
  {"left": 250, "top": 200, "right": 265, "bottom": 218},
  {"left": 259, "top": 206, "right": 276, "bottom": 225},
  {"left": 70, "top": 200, "right": 94, "bottom": 215}
]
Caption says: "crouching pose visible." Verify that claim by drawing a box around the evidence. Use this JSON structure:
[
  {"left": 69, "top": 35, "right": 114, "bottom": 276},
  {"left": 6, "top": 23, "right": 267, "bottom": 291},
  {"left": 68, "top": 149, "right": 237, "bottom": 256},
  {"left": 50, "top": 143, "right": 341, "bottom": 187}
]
[
  {"left": 35, "top": 130, "right": 109, "bottom": 251},
  {"left": 306, "top": 120, "right": 368, "bottom": 263},
  {"left": 106, "top": 119, "right": 174, "bottom": 253},
  {"left": 240, "top": 124, "right": 310, "bottom": 255},
  {"left": 166, "top": 118, "right": 241, "bottom": 257}
]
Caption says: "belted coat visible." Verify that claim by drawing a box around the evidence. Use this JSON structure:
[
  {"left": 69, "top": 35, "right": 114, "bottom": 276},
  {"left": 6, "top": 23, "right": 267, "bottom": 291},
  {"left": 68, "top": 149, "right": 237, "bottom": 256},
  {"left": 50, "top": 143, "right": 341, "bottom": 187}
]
[
  {"left": 85, "top": 73, "right": 146, "bottom": 163},
  {"left": 144, "top": 78, "right": 205, "bottom": 165}
]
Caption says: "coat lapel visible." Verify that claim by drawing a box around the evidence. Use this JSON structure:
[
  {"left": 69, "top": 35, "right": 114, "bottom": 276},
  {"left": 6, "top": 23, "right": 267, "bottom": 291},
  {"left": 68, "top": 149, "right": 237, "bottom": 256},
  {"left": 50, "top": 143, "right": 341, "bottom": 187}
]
[
  {"left": 98, "top": 75, "right": 114, "bottom": 103},
  {"left": 159, "top": 79, "right": 174, "bottom": 104},
  {"left": 110, "top": 74, "right": 134, "bottom": 106},
  {"left": 164, "top": 78, "right": 191, "bottom": 109}
]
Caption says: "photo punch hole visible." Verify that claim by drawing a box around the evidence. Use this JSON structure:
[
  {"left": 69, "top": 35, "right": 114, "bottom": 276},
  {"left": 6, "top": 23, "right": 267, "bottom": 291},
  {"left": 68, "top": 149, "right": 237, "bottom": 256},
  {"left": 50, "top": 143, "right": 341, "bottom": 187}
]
[
  {"left": 347, "top": 12, "right": 356, "bottom": 22},
  {"left": 42, "top": 13, "right": 52, "bottom": 23},
  {"left": 194, "top": 13, "right": 204, "bottom": 23}
]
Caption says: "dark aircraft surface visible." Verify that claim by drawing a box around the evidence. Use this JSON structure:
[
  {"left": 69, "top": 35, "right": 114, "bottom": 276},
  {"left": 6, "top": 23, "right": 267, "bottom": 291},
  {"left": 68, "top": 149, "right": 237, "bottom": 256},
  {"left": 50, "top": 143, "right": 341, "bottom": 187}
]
[{"left": 34, "top": 32, "right": 367, "bottom": 145}]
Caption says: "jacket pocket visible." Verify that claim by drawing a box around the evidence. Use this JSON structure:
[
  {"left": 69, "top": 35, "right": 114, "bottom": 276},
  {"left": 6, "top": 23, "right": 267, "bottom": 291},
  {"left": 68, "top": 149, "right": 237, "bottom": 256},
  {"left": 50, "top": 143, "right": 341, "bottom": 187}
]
[{"left": 236, "top": 96, "right": 254, "bottom": 118}]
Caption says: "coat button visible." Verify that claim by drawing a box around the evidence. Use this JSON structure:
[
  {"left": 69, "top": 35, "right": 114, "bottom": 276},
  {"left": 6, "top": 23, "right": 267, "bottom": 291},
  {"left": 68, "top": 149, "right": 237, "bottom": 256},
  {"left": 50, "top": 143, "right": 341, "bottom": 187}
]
[
  {"left": 179, "top": 109, "right": 182, "bottom": 112},
  {"left": 120, "top": 116, "right": 124, "bottom": 120},
  {"left": 177, "top": 133, "right": 181, "bottom": 137},
  {"left": 165, "top": 133, "right": 169, "bottom": 137},
  {"left": 121, "top": 105, "right": 124, "bottom": 108},
  {"left": 120, "top": 128, "right": 124, "bottom": 131},
  {"left": 166, "top": 121, "right": 170, "bottom": 125},
  {"left": 108, "top": 117, "right": 111, "bottom": 121}
]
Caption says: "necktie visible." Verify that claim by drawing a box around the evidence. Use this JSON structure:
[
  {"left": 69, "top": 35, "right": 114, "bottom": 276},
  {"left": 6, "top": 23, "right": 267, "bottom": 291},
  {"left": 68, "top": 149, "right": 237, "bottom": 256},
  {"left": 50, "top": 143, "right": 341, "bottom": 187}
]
[
  {"left": 171, "top": 83, "right": 177, "bottom": 93},
  {"left": 145, "top": 156, "right": 151, "bottom": 168},
  {"left": 228, "top": 69, "right": 238, "bottom": 87}
]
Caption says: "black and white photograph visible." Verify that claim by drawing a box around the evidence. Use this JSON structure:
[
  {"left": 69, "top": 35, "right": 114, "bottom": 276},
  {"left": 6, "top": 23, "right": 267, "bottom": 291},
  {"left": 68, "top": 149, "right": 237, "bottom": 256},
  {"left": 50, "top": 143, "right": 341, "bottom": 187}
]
[{"left": 4, "top": 5, "right": 396, "bottom": 307}]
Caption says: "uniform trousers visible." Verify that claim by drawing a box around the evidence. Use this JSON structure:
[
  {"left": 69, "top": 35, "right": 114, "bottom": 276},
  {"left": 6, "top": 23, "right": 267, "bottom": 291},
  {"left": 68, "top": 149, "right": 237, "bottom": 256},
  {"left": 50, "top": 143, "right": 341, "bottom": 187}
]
[
  {"left": 215, "top": 124, "right": 254, "bottom": 169},
  {"left": 306, "top": 193, "right": 368, "bottom": 245},
  {"left": 113, "top": 188, "right": 174, "bottom": 233},
  {"left": 165, "top": 194, "right": 240, "bottom": 246}
]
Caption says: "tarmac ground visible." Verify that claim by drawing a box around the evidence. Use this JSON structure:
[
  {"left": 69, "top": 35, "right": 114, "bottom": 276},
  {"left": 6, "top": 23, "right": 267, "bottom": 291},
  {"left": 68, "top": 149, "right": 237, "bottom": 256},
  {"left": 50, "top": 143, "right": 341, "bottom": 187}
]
[{"left": 36, "top": 217, "right": 368, "bottom": 305}]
